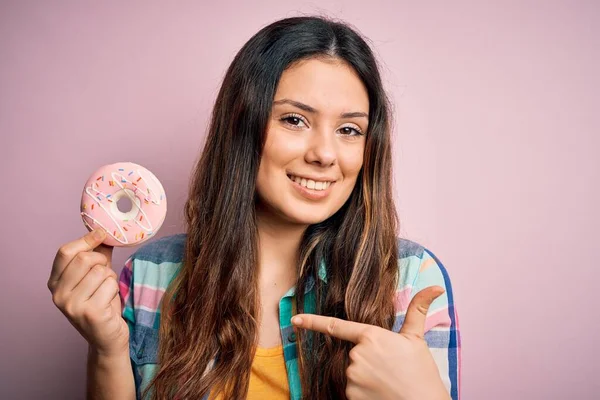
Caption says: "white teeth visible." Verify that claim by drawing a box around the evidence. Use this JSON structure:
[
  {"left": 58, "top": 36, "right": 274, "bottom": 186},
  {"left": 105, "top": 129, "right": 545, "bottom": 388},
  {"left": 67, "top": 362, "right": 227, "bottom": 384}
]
[{"left": 288, "top": 175, "right": 332, "bottom": 191}]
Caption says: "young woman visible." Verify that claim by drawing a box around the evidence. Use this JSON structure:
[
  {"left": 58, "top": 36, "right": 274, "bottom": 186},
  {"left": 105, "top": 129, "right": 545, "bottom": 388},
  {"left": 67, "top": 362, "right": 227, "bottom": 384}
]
[{"left": 49, "top": 15, "right": 461, "bottom": 400}]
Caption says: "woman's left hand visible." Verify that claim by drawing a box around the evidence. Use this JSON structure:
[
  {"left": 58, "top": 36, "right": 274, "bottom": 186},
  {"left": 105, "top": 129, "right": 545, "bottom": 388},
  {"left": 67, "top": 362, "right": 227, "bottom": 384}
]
[{"left": 291, "top": 286, "right": 450, "bottom": 400}]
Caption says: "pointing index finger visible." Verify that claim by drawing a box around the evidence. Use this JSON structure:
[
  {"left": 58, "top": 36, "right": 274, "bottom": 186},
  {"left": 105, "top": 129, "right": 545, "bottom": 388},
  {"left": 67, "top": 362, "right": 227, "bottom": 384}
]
[{"left": 291, "top": 314, "right": 369, "bottom": 344}]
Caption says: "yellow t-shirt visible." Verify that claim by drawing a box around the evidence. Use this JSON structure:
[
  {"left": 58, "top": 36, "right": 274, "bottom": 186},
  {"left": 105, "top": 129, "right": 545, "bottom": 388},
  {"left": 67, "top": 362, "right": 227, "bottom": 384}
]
[{"left": 209, "top": 345, "right": 290, "bottom": 399}]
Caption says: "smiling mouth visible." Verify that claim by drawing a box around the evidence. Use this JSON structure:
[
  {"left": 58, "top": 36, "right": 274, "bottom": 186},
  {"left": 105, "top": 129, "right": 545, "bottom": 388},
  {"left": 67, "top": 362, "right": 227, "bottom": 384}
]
[{"left": 286, "top": 174, "right": 334, "bottom": 191}]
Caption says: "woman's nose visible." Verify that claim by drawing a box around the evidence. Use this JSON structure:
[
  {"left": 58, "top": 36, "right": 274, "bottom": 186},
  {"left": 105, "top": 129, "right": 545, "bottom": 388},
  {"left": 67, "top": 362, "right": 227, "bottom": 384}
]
[{"left": 305, "top": 128, "right": 337, "bottom": 166}]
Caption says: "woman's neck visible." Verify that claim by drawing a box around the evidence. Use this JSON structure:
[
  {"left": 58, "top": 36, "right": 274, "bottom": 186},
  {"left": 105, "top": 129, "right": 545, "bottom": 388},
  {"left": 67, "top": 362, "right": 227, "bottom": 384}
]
[{"left": 255, "top": 205, "right": 307, "bottom": 290}]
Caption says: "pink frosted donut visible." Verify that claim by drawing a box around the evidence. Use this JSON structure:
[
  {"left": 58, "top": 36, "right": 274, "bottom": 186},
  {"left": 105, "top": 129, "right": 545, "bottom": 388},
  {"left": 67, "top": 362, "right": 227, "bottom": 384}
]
[{"left": 80, "top": 162, "right": 167, "bottom": 247}]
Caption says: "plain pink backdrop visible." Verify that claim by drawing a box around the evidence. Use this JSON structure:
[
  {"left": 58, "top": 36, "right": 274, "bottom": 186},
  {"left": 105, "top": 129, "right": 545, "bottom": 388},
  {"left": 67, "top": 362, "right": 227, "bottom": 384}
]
[{"left": 1, "top": 1, "right": 598, "bottom": 399}]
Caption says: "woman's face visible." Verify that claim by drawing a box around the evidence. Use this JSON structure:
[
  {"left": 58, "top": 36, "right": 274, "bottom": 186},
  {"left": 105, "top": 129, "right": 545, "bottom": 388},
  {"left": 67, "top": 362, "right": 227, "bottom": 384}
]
[{"left": 256, "top": 58, "right": 369, "bottom": 225}]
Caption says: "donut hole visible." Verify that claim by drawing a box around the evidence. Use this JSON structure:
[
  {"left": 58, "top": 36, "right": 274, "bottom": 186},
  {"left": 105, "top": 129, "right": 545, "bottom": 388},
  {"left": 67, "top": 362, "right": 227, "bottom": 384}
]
[
  {"left": 117, "top": 196, "right": 133, "bottom": 213},
  {"left": 109, "top": 188, "right": 141, "bottom": 222}
]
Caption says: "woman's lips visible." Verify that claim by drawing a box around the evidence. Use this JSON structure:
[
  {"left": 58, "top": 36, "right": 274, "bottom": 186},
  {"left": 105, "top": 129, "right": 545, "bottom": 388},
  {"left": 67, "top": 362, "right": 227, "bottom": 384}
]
[{"left": 288, "top": 175, "right": 334, "bottom": 200}]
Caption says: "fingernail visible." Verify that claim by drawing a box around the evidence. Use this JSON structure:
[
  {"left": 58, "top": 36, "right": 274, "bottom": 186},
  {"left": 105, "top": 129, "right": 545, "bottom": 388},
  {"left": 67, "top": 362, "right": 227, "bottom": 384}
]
[
  {"left": 93, "top": 229, "right": 105, "bottom": 240},
  {"left": 291, "top": 316, "right": 303, "bottom": 325}
]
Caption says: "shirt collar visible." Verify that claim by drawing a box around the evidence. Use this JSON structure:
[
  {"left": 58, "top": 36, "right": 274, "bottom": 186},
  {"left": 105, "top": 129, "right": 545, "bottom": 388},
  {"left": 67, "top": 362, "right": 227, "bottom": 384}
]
[
  {"left": 282, "top": 258, "right": 328, "bottom": 298},
  {"left": 317, "top": 258, "right": 328, "bottom": 283}
]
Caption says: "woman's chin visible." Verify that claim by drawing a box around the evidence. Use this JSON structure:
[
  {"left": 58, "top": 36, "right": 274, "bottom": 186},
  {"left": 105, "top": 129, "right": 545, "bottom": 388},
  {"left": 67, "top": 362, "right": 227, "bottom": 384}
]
[{"left": 284, "top": 208, "right": 331, "bottom": 225}]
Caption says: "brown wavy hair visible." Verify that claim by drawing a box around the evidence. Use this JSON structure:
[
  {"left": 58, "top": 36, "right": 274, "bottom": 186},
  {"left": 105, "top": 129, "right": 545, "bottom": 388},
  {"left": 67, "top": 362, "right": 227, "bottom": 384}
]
[{"left": 142, "top": 15, "right": 399, "bottom": 400}]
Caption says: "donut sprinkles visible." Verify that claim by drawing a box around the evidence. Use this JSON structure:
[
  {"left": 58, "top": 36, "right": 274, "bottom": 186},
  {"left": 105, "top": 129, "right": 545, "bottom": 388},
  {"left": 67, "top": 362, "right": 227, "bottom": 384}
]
[{"left": 80, "top": 162, "right": 167, "bottom": 247}]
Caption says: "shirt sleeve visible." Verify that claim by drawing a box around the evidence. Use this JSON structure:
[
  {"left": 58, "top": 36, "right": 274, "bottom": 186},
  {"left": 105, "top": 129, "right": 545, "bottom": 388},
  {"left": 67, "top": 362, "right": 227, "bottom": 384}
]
[
  {"left": 412, "top": 248, "right": 462, "bottom": 400},
  {"left": 118, "top": 256, "right": 136, "bottom": 335}
]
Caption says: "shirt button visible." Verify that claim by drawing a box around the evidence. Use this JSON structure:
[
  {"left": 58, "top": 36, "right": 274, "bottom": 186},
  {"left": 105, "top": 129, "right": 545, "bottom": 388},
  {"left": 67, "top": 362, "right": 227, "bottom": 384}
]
[{"left": 288, "top": 332, "right": 297, "bottom": 342}]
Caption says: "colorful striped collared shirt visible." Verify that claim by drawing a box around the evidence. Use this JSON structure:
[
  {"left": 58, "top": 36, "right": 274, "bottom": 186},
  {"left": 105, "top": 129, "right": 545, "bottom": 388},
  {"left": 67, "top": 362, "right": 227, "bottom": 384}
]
[{"left": 119, "top": 234, "right": 461, "bottom": 399}]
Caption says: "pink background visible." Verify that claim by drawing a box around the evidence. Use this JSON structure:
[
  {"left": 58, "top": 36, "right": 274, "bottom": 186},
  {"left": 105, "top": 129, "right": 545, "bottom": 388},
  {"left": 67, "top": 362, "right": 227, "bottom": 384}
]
[{"left": 1, "top": 1, "right": 598, "bottom": 399}]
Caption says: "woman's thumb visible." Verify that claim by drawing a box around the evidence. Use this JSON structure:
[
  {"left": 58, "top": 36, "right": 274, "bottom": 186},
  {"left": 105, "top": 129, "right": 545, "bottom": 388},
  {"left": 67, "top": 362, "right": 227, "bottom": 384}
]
[{"left": 85, "top": 228, "right": 114, "bottom": 268}]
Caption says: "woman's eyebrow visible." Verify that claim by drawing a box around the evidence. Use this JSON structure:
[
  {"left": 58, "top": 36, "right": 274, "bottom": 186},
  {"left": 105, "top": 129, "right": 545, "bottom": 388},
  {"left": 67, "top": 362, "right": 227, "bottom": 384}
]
[{"left": 273, "top": 98, "right": 369, "bottom": 120}]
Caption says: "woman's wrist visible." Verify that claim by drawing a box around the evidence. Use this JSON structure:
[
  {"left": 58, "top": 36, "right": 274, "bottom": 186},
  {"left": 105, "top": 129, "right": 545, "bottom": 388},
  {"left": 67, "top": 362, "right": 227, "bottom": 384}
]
[
  {"left": 87, "top": 343, "right": 135, "bottom": 400},
  {"left": 390, "top": 380, "right": 449, "bottom": 400},
  {"left": 88, "top": 342, "right": 130, "bottom": 361}
]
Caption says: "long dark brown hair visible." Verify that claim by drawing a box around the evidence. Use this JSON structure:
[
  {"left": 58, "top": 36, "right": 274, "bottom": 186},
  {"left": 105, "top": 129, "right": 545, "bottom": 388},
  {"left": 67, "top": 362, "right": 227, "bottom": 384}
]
[{"left": 143, "top": 15, "right": 399, "bottom": 400}]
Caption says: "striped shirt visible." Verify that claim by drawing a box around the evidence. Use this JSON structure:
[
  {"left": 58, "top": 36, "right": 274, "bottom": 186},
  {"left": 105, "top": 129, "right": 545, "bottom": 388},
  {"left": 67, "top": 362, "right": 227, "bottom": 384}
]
[{"left": 119, "top": 234, "right": 461, "bottom": 399}]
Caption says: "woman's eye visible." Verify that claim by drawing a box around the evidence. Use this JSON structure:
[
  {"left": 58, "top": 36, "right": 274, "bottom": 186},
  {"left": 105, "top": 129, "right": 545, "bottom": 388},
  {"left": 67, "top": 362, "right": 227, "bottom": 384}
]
[
  {"left": 339, "top": 126, "right": 364, "bottom": 136},
  {"left": 284, "top": 117, "right": 303, "bottom": 126},
  {"left": 280, "top": 115, "right": 306, "bottom": 128}
]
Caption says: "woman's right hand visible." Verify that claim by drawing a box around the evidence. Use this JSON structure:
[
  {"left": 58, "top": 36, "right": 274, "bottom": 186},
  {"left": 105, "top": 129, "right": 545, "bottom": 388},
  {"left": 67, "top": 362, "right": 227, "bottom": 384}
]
[{"left": 48, "top": 228, "right": 130, "bottom": 357}]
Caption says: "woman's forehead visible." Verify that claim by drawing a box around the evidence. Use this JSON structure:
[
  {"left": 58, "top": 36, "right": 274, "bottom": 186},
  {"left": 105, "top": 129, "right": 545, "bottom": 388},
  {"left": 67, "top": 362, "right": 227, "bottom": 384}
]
[{"left": 274, "top": 59, "right": 369, "bottom": 117}]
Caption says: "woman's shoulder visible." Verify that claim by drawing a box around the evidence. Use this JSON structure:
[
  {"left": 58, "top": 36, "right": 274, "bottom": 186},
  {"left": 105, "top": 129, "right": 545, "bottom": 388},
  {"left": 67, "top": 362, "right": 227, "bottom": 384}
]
[
  {"left": 128, "top": 233, "right": 186, "bottom": 276},
  {"left": 126, "top": 233, "right": 186, "bottom": 286},
  {"left": 397, "top": 236, "right": 452, "bottom": 285},
  {"left": 131, "top": 233, "right": 187, "bottom": 265}
]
